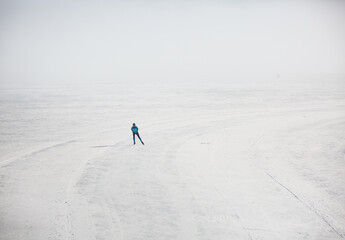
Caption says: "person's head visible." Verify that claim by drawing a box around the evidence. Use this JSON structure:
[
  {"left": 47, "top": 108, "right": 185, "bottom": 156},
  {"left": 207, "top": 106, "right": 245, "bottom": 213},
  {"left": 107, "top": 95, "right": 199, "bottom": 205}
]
[{"left": 133, "top": 123, "right": 136, "bottom": 126}]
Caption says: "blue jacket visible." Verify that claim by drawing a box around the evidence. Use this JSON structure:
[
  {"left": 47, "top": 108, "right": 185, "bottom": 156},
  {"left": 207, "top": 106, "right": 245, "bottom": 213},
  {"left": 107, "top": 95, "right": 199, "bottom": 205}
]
[{"left": 131, "top": 126, "right": 138, "bottom": 133}]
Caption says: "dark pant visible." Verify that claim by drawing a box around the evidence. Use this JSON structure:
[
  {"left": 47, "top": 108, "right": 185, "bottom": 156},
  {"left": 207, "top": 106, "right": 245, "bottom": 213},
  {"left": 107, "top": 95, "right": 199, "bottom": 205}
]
[{"left": 133, "top": 133, "right": 143, "bottom": 144}]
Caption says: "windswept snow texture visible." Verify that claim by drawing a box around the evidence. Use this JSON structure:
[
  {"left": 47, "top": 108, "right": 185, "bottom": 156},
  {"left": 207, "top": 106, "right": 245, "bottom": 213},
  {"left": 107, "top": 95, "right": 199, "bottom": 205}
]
[{"left": 0, "top": 83, "right": 345, "bottom": 240}]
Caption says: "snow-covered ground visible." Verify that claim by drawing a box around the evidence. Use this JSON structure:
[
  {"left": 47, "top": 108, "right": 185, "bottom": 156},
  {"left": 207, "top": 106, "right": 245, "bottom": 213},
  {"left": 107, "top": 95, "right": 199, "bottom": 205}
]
[{"left": 0, "top": 82, "right": 344, "bottom": 240}]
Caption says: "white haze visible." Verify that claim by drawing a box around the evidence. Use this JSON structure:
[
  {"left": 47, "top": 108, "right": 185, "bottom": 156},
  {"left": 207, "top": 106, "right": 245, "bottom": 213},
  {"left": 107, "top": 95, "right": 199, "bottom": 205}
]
[{"left": 0, "top": 0, "right": 345, "bottom": 88}]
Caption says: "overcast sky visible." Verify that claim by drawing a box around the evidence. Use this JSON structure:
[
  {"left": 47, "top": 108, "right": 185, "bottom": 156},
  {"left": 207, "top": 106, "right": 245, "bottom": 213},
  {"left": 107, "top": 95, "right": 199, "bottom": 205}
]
[{"left": 1, "top": 0, "right": 344, "bottom": 87}]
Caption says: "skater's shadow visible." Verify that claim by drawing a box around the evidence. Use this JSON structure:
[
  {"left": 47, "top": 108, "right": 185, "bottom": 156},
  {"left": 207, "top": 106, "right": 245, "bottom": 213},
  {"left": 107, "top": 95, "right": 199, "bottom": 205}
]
[
  {"left": 90, "top": 142, "right": 140, "bottom": 148},
  {"left": 90, "top": 145, "right": 116, "bottom": 148}
]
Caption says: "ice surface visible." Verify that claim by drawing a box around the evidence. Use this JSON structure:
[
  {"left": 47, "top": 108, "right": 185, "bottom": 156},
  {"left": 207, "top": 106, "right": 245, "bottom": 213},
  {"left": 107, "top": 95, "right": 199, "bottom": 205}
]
[{"left": 0, "top": 82, "right": 344, "bottom": 240}]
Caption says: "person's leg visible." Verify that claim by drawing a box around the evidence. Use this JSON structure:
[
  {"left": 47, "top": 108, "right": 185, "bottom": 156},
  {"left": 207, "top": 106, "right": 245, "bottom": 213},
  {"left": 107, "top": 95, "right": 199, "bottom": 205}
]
[
  {"left": 133, "top": 133, "right": 136, "bottom": 144},
  {"left": 136, "top": 133, "right": 144, "bottom": 145}
]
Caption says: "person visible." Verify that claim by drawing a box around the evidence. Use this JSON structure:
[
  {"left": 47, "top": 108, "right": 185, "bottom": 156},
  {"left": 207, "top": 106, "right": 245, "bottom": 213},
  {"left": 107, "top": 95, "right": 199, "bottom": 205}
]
[{"left": 131, "top": 123, "right": 144, "bottom": 145}]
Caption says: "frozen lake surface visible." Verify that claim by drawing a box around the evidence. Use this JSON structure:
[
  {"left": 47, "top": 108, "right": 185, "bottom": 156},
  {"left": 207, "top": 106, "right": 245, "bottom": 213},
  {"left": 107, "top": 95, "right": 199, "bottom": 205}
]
[{"left": 0, "top": 82, "right": 344, "bottom": 240}]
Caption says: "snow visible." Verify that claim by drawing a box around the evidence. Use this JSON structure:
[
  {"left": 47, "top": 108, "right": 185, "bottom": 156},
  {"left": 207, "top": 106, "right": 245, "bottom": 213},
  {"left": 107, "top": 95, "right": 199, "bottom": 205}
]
[{"left": 0, "top": 82, "right": 345, "bottom": 240}]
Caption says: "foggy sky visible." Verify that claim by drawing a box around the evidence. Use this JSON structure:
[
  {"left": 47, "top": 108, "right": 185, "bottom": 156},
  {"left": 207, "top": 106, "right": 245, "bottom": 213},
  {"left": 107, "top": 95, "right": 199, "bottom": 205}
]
[{"left": 1, "top": 0, "right": 345, "bottom": 88}]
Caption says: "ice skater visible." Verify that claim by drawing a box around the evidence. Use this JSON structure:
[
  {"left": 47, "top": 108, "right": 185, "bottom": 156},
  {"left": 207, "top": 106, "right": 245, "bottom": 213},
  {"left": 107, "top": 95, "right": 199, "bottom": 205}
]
[{"left": 131, "top": 123, "right": 144, "bottom": 145}]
